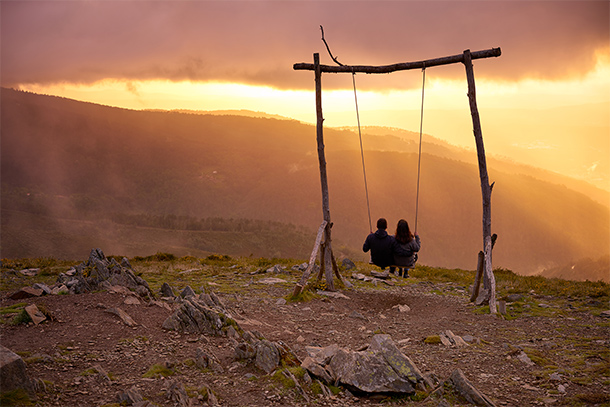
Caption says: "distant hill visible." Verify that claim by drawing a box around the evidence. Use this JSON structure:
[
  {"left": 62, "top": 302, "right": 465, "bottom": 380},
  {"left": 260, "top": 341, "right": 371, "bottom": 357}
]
[{"left": 1, "top": 88, "right": 608, "bottom": 281}]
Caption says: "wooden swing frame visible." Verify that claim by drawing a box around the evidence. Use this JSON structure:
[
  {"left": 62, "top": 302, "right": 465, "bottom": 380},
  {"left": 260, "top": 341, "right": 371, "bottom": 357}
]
[{"left": 291, "top": 47, "right": 502, "bottom": 313}]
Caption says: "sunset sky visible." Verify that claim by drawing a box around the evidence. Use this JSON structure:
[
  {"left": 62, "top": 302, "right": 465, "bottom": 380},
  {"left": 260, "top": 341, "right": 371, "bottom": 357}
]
[{"left": 2, "top": 1, "right": 609, "bottom": 193}]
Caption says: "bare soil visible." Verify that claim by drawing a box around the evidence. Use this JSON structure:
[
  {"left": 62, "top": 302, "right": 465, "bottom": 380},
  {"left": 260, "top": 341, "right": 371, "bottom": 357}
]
[{"left": 1, "top": 275, "right": 609, "bottom": 407}]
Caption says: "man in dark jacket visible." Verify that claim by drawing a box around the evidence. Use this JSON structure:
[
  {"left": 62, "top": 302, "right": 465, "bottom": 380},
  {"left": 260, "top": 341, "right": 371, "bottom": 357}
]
[{"left": 363, "top": 218, "right": 412, "bottom": 269}]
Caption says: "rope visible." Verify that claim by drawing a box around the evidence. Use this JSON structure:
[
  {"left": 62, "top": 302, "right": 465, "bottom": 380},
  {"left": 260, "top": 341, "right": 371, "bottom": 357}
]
[
  {"left": 351, "top": 72, "right": 372, "bottom": 232},
  {"left": 414, "top": 66, "right": 426, "bottom": 235}
]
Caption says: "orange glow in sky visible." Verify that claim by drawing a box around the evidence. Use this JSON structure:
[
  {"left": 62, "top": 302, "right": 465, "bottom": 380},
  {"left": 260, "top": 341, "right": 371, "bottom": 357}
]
[{"left": 18, "top": 56, "right": 610, "bottom": 192}]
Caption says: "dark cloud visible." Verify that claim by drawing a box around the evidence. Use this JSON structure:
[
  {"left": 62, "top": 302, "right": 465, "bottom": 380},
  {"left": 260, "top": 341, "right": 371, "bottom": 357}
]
[{"left": 1, "top": 1, "right": 608, "bottom": 90}]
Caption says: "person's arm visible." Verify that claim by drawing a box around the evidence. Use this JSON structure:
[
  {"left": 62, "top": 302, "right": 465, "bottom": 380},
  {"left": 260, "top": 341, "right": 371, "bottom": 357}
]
[
  {"left": 410, "top": 235, "right": 421, "bottom": 252},
  {"left": 363, "top": 235, "right": 371, "bottom": 252}
]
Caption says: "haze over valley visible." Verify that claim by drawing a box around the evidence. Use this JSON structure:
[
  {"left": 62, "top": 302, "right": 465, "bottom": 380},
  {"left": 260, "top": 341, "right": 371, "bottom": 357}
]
[{"left": 1, "top": 89, "right": 608, "bottom": 282}]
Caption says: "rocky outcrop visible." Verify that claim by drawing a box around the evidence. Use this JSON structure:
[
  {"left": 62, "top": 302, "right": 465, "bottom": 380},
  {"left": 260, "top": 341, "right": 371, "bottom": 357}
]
[
  {"left": 56, "top": 248, "right": 153, "bottom": 297},
  {"left": 162, "top": 295, "right": 238, "bottom": 337}
]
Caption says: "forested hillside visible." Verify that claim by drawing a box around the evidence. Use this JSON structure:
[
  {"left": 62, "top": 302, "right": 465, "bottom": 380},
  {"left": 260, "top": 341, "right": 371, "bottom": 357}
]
[{"left": 1, "top": 88, "right": 608, "bottom": 280}]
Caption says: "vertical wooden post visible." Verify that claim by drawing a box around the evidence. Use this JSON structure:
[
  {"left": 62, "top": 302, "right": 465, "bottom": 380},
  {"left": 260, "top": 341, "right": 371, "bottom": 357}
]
[
  {"left": 314, "top": 53, "right": 335, "bottom": 291},
  {"left": 463, "top": 50, "right": 496, "bottom": 314}
]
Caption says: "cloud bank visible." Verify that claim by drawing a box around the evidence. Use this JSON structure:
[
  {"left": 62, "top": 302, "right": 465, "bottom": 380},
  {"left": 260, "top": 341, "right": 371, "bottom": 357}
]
[{"left": 1, "top": 1, "right": 608, "bottom": 90}]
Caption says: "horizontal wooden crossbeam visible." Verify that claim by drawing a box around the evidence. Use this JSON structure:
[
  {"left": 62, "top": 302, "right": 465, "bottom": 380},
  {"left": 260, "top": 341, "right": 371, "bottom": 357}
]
[{"left": 294, "top": 47, "right": 501, "bottom": 73}]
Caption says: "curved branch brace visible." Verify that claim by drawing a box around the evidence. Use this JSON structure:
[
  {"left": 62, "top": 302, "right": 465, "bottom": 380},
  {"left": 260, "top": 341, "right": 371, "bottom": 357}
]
[{"left": 320, "top": 25, "right": 344, "bottom": 66}]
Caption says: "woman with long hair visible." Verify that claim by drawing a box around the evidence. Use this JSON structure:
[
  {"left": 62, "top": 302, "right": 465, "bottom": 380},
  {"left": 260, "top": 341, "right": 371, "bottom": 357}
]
[{"left": 392, "top": 219, "right": 421, "bottom": 278}]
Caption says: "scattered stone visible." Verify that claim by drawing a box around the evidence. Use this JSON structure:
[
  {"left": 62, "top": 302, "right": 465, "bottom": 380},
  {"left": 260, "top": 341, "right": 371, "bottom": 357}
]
[
  {"left": 117, "top": 386, "right": 144, "bottom": 405},
  {"left": 235, "top": 342, "right": 257, "bottom": 360},
  {"left": 448, "top": 369, "right": 496, "bottom": 407},
  {"left": 349, "top": 311, "right": 367, "bottom": 320},
  {"left": 180, "top": 285, "right": 196, "bottom": 298},
  {"left": 475, "top": 289, "right": 490, "bottom": 306},
  {"left": 18, "top": 268, "right": 39, "bottom": 277},
  {"left": 599, "top": 310, "right": 610, "bottom": 318},
  {"left": 150, "top": 300, "right": 172, "bottom": 311},
  {"left": 124, "top": 296, "right": 141, "bottom": 305},
  {"left": 106, "top": 284, "right": 131, "bottom": 295},
  {"left": 302, "top": 356, "right": 333, "bottom": 383},
  {"left": 105, "top": 307, "right": 137, "bottom": 327},
  {"left": 24, "top": 304, "right": 46, "bottom": 325},
  {"left": 462, "top": 335, "right": 481, "bottom": 344},
  {"left": 51, "top": 284, "right": 69, "bottom": 295},
  {"left": 0, "top": 345, "right": 36, "bottom": 397},
  {"left": 194, "top": 348, "right": 224, "bottom": 373},
  {"left": 549, "top": 372, "right": 562, "bottom": 381},
  {"left": 291, "top": 263, "right": 308, "bottom": 272},
  {"left": 165, "top": 380, "right": 191, "bottom": 407},
  {"left": 200, "top": 384, "right": 219, "bottom": 406},
  {"left": 258, "top": 277, "right": 287, "bottom": 284},
  {"left": 558, "top": 384, "right": 566, "bottom": 393},
  {"left": 516, "top": 351, "right": 535, "bottom": 366},
  {"left": 32, "top": 283, "right": 51, "bottom": 295},
  {"left": 341, "top": 258, "right": 356, "bottom": 270},
  {"left": 506, "top": 294, "right": 523, "bottom": 302},
  {"left": 9, "top": 287, "right": 44, "bottom": 300},
  {"left": 439, "top": 330, "right": 468, "bottom": 347},
  {"left": 94, "top": 364, "right": 111, "bottom": 383},
  {"left": 179, "top": 268, "right": 200, "bottom": 274},
  {"left": 317, "top": 290, "right": 350, "bottom": 300},
  {"left": 276, "top": 298, "right": 287, "bottom": 306},
  {"left": 266, "top": 264, "right": 287, "bottom": 274},
  {"left": 392, "top": 304, "right": 411, "bottom": 313},
  {"left": 160, "top": 282, "right": 175, "bottom": 298},
  {"left": 370, "top": 270, "right": 390, "bottom": 279}
]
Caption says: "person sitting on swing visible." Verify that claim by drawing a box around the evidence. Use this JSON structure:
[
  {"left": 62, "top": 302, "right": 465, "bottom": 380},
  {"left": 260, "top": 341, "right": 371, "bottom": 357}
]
[
  {"left": 391, "top": 219, "right": 420, "bottom": 278},
  {"left": 363, "top": 218, "right": 413, "bottom": 271}
]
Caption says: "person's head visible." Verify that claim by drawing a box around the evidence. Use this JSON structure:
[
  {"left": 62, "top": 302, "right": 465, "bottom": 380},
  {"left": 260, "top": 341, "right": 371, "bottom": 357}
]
[
  {"left": 395, "top": 219, "right": 413, "bottom": 244},
  {"left": 376, "top": 218, "right": 387, "bottom": 230}
]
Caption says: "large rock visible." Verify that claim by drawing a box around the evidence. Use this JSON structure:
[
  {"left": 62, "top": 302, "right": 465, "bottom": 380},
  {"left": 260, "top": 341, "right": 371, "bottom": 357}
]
[
  {"left": 0, "top": 345, "right": 35, "bottom": 397},
  {"left": 368, "top": 334, "right": 425, "bottom": 384},
  {"left": 302, "top": 335, "right": 428, "bottom": 395},
  {"left": 328, "top": 347, "right": 415, "bottom": 393}
]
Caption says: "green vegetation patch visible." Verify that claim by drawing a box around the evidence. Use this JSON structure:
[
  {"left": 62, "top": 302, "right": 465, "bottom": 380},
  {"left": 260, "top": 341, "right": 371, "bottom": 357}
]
[
  {"left": 424, "top": 335, "right": 441, "bottom": 344},
  {"left": 0, "top": 388, "right": 32, "bottom": 406},
  {"left": 0, "top": 303, "right": 28, "bottom": 315},
  {"left": 142, "top": 363, "right": 175, "bottom": 378}
]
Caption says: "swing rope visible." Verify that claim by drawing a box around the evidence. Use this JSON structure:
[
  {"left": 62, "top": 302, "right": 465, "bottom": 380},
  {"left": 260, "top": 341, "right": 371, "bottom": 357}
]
[
  {"left": 351, "top": 71, "right": 372, "bottom": 232},
  {"left": 414, "top": 66, "right": 426, "bottom": 235},
  {"left": 351, "top": 67, "right": 426, "bottom": 235}
]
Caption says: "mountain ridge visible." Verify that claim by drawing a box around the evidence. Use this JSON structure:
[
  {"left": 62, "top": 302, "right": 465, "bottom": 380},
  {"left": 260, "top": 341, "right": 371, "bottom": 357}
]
[{"left": 1, "top": 88, "right": 608, "bottom": 281}]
